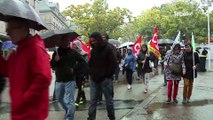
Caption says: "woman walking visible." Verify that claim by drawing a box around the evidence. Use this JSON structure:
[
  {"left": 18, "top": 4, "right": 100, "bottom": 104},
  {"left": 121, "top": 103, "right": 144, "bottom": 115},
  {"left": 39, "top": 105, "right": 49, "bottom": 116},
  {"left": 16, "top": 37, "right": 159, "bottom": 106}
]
[
  {"left": 124, "top": 47, "right": 136, "bottom": 90},
  {"left": 182, "top": 44, "right": 200, "bottom": 104},
  {"left": 137, "top": 45, "right": 152, "bottom": 93},
  {"left": 164, "top": 43, "right": 186, "bottom": 103}
]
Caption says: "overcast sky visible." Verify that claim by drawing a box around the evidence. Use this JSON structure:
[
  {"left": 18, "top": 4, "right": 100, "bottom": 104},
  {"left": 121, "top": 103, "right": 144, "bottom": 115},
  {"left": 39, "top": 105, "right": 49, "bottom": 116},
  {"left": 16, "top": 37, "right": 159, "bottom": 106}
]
[{"left": 49, "top": 0, "right": 172, "bottom": 16}]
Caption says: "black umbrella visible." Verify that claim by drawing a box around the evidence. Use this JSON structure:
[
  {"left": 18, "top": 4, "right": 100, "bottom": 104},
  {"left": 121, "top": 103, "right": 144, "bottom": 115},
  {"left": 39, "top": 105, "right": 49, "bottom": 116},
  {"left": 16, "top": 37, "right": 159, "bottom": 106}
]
[
  {"left": 158, "top": 39, "right": 174, "bottom": 45},
  {"left": 0, "top": 0, "right": 47, "bottom": 30},
  {"left": 40, "top": 29, "right": 80, "bottom": 48}
]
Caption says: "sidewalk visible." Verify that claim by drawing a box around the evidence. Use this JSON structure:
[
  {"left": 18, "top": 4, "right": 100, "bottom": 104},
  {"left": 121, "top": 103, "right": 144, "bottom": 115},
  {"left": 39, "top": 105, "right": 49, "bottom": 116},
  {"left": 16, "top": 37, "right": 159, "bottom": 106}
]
[
  {"left": 0, "top": 69, "right": 164, "bottom": 120},
  {"left": 121, "top": 72, "right": 213, "bottom": 120}
]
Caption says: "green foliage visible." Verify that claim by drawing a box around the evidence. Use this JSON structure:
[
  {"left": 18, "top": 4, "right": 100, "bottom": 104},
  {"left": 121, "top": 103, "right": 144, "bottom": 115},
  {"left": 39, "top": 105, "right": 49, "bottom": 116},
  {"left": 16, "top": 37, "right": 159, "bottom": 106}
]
[{"left": 62, "top": 0, "right": 132, "bottom": 41}]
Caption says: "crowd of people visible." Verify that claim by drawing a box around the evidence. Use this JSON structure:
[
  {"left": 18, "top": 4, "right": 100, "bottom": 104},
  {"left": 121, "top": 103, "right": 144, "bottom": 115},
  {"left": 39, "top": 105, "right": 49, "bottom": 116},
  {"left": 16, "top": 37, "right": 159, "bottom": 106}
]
[{"left": 0, "top": 5, "right": 202, "bottom": 120}]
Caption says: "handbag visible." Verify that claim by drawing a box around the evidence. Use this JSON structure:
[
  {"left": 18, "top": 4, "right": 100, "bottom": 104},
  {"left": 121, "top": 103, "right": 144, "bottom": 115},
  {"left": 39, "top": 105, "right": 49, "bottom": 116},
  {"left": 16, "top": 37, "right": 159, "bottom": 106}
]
[
  {"left": 168, "top": 54, "right": 182, "bottom": 76},
  {"left": 169, "top": 63, "right": 182, "bottom": 75}
]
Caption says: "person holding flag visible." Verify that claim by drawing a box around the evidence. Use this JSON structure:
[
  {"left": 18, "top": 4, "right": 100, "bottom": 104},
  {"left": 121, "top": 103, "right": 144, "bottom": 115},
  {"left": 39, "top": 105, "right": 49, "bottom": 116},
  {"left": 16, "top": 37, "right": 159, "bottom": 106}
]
[{"left": 182, "top": 34, "right": 200, "bottom": 104}]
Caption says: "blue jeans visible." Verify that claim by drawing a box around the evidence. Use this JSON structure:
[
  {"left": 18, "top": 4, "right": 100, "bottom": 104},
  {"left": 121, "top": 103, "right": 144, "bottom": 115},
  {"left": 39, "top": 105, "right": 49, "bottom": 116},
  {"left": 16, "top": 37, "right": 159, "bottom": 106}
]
[
  {"left": 55, "top": 81, "right": 76, "bottom": 120},
  {"left": 88, "top": 78, "right": 115, "bottom": 120}
]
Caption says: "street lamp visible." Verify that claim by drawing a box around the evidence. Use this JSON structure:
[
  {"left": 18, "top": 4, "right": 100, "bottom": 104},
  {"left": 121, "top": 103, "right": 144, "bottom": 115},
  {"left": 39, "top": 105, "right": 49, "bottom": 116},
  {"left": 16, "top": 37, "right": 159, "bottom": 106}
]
[{"left": 207, "top": 0, "right": 211, "bottom": 71}]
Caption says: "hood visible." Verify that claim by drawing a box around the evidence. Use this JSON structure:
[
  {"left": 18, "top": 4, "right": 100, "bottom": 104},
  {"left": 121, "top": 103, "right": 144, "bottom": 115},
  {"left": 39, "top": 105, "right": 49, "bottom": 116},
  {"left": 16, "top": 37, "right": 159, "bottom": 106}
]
[{"left": 89, "top": 32, "right": 106, "bottom": 50}]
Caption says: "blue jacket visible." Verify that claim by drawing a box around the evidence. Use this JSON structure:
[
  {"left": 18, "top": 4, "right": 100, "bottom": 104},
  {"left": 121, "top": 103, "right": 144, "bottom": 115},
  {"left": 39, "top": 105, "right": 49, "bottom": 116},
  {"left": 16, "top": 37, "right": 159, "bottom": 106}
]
[{"left": 124, "top": 53, "right": 136, "bottom": 71}]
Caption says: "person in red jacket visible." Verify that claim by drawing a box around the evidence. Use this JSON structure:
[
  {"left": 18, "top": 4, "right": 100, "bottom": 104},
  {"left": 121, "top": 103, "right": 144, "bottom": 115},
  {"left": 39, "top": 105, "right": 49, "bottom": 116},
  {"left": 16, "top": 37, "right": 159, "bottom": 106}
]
[{"left": 0, "top": 18, "right": 52, "bottom": 120}]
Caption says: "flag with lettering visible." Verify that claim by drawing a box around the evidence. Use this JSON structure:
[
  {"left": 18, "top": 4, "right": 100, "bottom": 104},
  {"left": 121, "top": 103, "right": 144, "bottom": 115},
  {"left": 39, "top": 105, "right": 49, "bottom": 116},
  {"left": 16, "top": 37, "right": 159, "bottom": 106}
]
[
  {"left": 148, "top": 26, "right": 161, "bottom": 60},
  {"left": 132, "top": 36, "right": 143, "bottom": 57}
]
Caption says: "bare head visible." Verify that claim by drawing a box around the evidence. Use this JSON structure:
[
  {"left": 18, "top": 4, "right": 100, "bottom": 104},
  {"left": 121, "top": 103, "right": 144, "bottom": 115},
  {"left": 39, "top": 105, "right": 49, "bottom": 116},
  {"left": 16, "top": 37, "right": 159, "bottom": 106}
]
[{"left": 6, "top": 18, "right": 30, "bottom": 44}]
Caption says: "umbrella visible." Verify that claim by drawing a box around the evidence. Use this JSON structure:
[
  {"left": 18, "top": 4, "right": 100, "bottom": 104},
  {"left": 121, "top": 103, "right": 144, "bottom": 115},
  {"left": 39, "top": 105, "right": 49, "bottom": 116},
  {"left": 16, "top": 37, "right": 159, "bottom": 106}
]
[
  {"left": 40, "top": 29, "right": 80, "bottom": 48},
  {"left": 0, "top": 0, "right": 47, "bottom": 30},
  {"left": 119, "top": 42, "right": 134, "bottom": 48},
  {"left": 158, "top": 39, "right": 174, "bottom": 45},
  {"left": 108, "top": 39, "right": 121, "bottom": 47},
  {"left": 1, "top": 41, "right": 16, "bottom": 50}
]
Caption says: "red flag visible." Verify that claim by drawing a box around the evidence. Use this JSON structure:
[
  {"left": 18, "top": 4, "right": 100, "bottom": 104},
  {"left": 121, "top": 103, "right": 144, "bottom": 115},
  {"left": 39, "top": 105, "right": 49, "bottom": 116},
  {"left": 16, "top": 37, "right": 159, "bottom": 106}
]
[
  {"left": 132, "top": 35, "right": 143, "bottom": 57},
  {"left": 148, "top": 26, "right": 161, "bottom": 60},
  {"left": 72, "top": 38, "right": 91, "bottom": 59}
]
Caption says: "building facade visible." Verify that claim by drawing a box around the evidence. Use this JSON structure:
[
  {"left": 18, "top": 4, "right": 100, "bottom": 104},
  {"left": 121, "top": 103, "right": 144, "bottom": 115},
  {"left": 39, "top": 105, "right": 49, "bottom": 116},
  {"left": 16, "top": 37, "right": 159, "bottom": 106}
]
[
  {"left": 39, "top": 0, "right": 68, "bottom": 33},
  {"left": 0, "top": 0, "right": 69, "bottom": 41}
]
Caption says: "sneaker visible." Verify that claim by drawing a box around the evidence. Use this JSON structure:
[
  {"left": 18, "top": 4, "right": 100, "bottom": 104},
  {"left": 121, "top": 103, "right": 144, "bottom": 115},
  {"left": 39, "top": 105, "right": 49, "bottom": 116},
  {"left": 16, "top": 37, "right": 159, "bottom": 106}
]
[
  {"left": 173, "top": 99, "right": 178, "bottom": 104},
  {"left": 182, "top": 99, "right": 187, "bottom": 104},
  {"left": 79, "top": 99, "right": 86, "bottom": 104},
  {"left": 143, "top": 89, "right": 148, "bottom": 93},
  {"left": 75, "top": 102, "right": 79, "bottom": 108},
  {"left": 127, "top": 84, "right": 131, "bottom": 90},
  {"left": 165, "top": 99, "right": 171, "bottom": 104},
  {"left": 186, "top": 99, "right": 191, "bottom": 104}
]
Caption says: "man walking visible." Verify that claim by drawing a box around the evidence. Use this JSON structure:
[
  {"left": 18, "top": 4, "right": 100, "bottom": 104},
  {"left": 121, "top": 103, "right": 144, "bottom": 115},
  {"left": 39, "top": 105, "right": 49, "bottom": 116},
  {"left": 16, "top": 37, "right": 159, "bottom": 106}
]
[
  {"left": 88, "top": 32, "right": 117, "bottom": 120},
  {"left": 51, "top": 35, "right": 85, "bottom": 120}
]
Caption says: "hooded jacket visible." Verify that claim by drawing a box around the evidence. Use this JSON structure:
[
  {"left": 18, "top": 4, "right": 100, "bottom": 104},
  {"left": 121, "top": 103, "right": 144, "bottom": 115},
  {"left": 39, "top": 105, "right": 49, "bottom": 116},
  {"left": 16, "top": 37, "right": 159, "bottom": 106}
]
[
  {"left": 89, "top": 32, "right": 117, "bottom": 83},
  {"left": 51, "top": 46, "right": 85, "bottom": 82},
  {"left": 124, "top": 48, "right": 136, "bottom": 71},
  {"left": 1, "top": 35, "right": 52, "bottom": 120}
]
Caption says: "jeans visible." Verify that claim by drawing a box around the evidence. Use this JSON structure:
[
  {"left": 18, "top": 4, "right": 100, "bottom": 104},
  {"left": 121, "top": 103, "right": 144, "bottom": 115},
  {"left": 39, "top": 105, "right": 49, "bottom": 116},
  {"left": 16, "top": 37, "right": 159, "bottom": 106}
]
[
  {"left": 88, "top": 78, "right": 115, "bottom": 120},
  {"left": 55, "top": 81, "right": 76, "bottom": 120}
]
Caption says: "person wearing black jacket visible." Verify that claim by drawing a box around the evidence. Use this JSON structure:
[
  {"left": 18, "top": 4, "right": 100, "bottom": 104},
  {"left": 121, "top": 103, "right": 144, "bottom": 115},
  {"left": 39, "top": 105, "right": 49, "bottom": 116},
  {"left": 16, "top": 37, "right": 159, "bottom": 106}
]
[
  {"left": 50, "top": 35, "right": 84, "bottom": 120},
  {"left": 87, "top": 32, "right": 117, "bottom": 120},
  {"left": 182, "top": 44, "right": 200, "bottom": 104}
]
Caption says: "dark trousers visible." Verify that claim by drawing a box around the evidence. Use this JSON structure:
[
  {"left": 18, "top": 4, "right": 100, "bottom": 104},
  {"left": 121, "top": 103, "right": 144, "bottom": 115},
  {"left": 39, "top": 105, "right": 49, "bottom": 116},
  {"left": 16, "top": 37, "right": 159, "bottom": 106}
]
[
  {"left": 76, "top": 74, "right": 86, "bottom": 103},
  {"left": 126, "top": 69, "right": 133, "bottom": 85}
]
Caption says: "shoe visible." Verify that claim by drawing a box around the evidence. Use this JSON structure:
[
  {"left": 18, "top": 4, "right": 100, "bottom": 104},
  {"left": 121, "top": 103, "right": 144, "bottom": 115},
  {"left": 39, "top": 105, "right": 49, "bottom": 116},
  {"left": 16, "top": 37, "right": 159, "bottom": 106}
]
[
  {"left": 75, "top": 102, "right": 79, "bottom": 108},
  {"left": 127, "top": 84, "right": 131, "bottom": 90},
  {"left": 173, "top": 99, "right": 178, "bottom": 104},
  {"left": 143, "top": 89, "right": 148, "bottom": 93},
  {"left": 182, "top": 99, "right": 187, "bottom": 104},
  {"left": 165, "top": 99, "right": 171, "bottom": 104},
  {"left": 186, "top": 99, "right": 191, "bottom": 104},
  {"left": 79, "top": 99, "right": 86, "bottom": 104},
  {"left": 97, "top": 101, "right": 102, "bottom": 105}
]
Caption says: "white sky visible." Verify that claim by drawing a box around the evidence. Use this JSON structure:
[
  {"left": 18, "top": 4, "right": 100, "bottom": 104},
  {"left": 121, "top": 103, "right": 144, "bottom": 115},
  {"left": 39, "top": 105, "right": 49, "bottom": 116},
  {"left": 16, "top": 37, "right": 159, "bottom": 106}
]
[{"left": 49, "top": 0, "right": 172, "bottom": 16}]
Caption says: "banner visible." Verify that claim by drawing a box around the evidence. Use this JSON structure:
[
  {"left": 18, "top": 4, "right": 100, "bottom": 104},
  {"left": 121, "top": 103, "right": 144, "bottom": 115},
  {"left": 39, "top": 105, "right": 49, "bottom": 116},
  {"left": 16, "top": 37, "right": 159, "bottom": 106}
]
[
  {"left": 148, "top": 26, "right": 161, "bottom": 60},
  {"left": 132, "top": 36, "right": 143, "bottom": 57},
  {"left": 72, "top": 38, "right": 91, "bottom": 59}
]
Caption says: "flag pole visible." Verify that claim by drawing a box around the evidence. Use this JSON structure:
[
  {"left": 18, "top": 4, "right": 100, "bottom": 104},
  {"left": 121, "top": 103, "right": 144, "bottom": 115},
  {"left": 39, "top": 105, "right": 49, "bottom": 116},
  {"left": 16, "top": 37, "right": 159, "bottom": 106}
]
[{"left": 192, "top": 32, "right": 195, "bottom": 81}]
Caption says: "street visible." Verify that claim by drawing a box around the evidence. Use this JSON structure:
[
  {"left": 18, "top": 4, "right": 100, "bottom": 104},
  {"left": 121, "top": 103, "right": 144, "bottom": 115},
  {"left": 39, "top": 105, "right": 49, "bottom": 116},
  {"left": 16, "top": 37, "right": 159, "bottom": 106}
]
[{"left": 1, "top": 70, "right": 213, "bottom": 120}]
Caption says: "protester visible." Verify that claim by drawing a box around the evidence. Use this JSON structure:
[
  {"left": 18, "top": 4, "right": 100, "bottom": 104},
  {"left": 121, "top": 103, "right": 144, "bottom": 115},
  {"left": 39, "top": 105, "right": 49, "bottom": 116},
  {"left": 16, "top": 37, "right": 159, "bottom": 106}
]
[
  {"left": 136, "top": 45, "right": 152, "bottom": 93},
  {"left": 182, "top": 44, "right": 200, "bottom": 104},
  {"left": 72, "top": 40, "right": 88, "bottom": 107},
  {"left": 51, "top": 35, "right": 85, "bottom": 120},
  {"left": 164, "top": 43, "right": 186, "bottom": 104},
  {"left": 0, "top": 18, "right": 52, "bottom": 120},
  {"left": 201, "top": 48, "right": 208, "bottom": 56},
  {"left": 0, "top": 55, "right": 6, "bottom": 106},
  {"left": 124, "top": 47, "right": 136, "bottom": 90},
  {"left": 88, "top": 32, "right": 117, "bottom": 120}
]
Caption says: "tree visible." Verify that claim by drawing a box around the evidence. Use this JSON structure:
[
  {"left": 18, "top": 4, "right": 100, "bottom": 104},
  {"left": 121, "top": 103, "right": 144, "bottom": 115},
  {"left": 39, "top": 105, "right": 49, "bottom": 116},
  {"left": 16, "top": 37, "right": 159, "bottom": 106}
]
[
  {"left": 62, "top": 0, "right": 132, "bottom": 41},
  {"left": 131, "top": 0, "right": 209, "bottom": 43}
]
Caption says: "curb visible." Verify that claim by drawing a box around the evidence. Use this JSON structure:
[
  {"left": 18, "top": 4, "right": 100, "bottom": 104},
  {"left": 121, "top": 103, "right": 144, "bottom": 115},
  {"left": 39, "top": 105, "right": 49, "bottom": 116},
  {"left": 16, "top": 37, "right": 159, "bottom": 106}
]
[{"left": 120, "top": 76, "right": 163, "bottom": 120}]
